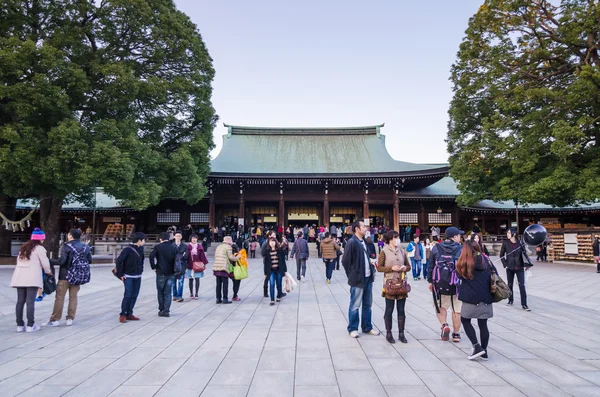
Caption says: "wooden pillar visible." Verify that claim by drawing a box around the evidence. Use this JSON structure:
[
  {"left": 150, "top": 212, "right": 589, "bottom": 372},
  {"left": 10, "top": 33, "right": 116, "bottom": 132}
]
[
  {"left": 393, "top": 192, "right": 399, "bottom": 233},
  {"left": 453, "top": 206, "right": 460, "bottom": 227},
  {"left": 209, "top": 195, "right": 215, "bottom": 230},
  {"left": 363, "top": 193, "right": 369, "bottom": 223},
  {"left": 419, "top": 203, "right": 427, "bottom": 234},
  {"left": 239, "top": 194, "right": 244, "bottom": 228},
  {"left": 279, "top": 196, "right": 285, "bottom": 228},
  {"left": 323, "top": 196, "right": 330, "bottom": 228},
  {"left": 481, "top": 214, "right": 486, "bottom": 234}
]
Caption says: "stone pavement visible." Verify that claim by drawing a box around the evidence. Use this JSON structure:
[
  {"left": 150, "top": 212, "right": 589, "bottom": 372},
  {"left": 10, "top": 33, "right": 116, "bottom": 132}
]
[{"left": 0, "top": 256, "right": 599, "bottom": 397}]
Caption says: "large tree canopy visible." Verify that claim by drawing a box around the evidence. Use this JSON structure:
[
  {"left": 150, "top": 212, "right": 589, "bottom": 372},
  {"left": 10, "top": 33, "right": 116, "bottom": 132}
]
[
  {"left": 0, "top": 0, "right": 216, "bottom": 254},
  {"left": 448, "top": 0, "right": 600, "bottom": 208}
]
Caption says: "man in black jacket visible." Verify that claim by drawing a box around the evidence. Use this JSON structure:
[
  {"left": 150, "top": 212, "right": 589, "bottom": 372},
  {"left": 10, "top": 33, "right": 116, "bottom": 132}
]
[
  {"left": 43, "top": 229, "right": 92, "bottom": 327},
  {"left": 150, "top": 232, "right": 178, "bottom": 317},
  {"left": 342, "top": 220, "right": 380, "bottom": 338},
  {"left": 171, "top": 231, "right": 188, "bottom": 303},
  {"left": 116, "top": 232, "right": 146, "bottom": 323},
  {"left": 290, "top": 231, "right": 309, "bottom": 281},
  {"left": 500, "top": 228, "right": 533, "bottom": 311}
]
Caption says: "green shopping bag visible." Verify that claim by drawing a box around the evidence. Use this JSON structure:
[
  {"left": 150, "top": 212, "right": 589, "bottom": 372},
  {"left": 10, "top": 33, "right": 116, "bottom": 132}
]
[{"left": 234, "top": 264, "right": 248, "bottom": 280}]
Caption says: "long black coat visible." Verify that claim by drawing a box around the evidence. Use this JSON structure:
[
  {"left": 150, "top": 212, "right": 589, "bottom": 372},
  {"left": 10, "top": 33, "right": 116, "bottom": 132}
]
[{"left": 263, "top": 248, "right": 288, "bottom": 276}]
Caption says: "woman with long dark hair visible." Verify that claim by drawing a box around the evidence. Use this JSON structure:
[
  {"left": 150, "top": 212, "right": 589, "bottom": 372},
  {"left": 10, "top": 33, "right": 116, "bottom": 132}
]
[
  {"left": 263, "top": 237, "right": 287, "bottom": 306},
  {"left": 11, "top": 228, "right": 53, "bottom": 332},
  {"left": 456, "top": 240, "right": 493, "bottom": 360}
]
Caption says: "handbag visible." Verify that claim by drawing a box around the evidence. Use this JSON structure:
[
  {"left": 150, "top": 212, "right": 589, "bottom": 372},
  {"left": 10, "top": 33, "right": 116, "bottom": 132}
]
[
  {"left": 233, "top": 263, "right": 248, "bottom": 280},
  {"left": 385, "top": 272, "right": 411, "bottom": 296},
  {"left": 192, "top": 261, "right": 205, "bottom": 273},
  {"left": 43, "top": 273, "right": 57, "bottom": 295},
  {"left": 490, "top": 263, "right": 511, "bottom": 302}
]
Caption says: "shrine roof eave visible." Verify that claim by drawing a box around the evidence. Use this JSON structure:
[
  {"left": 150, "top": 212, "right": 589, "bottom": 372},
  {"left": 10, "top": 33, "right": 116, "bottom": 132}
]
[{"left": 208, "top": 167, "right": 449, "bottom": 179}]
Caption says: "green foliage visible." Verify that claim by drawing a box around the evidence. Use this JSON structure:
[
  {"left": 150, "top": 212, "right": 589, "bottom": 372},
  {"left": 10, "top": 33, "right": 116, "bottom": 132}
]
[
  {"left": 448, "top": 0, "right": 600, "bottom": 207},
  {"left": 0, "top": 0, "right": 216, "bottom": 209}
]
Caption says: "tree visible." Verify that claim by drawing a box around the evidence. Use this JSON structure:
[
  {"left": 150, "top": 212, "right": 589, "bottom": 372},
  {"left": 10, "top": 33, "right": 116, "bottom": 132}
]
[
  {"left": 448, "top": 0, "right": 600, "bottom": 209},
  {"left": 0, "top": 0, "right": 216, "bottom": 255}
]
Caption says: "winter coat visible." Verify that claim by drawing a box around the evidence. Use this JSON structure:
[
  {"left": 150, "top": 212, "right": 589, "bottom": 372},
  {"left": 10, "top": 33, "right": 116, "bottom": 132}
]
[
  {"left": 500, "top": 240, "right": 533, "bottom": 270},
  {"left": 11, "top": 245, "right": 52, "bottom": 288},
  {"left": 377, "top": 244, "right": 411, "bottom": 300},
  {"left": 186, "top": 243, "right": 208, "bottom": 270},
  {"left": 263, "top": 247, "right": 288, "bottom": 276},
  {"left": 213, "top": 243, "right": 238, "bottom": 273},
  {"left": 406, "top": 242, "right": 424, "bottom": 260},
  {"left": 320, "top": 237, "right": 340, "bottom": 260},
  {"left": 457, "top": 253, "right": 493, "bottom": 305},
  {"left": 342, "top": 235, "right": 375, "bottom": 288},
  {"left": 291, "top": 237, "right": 309, "bottom": 259},
  {"left": 150, "top": 241, "right": 178, "bottom": 276},
  {"left": 115, "top": 244, "right": 144, "bottom": 278}
]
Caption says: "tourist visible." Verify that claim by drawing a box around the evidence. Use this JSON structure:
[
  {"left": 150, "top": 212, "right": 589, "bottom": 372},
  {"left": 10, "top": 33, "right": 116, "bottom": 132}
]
[
  {"left": 456, "top": 240, "right": 493, "bottom": 360},
  {"left": 315, "top": 233, "right": 322, "bottom": 258},
  {"left": 261, "top": 230, "right": 277, "bottom": 297},
  {"left": 291, "top": 231, "right": 309, "bottom": 281},
  {"left": 280, "top": 235, "right": 290, "bottom": 260},
  {"left": 593, "top": 235, "right": 599, "bottom": 273},
  {"left": 250, "top": 239, "right": 257, "bottom": 258},
  {"left": 11, "top": 228, "right": 53, "bottom": 332},
  {"left": 213, "top": 236, "right": 238, "bottom": 304},
  {"left": 187, "top": 234, "right": 208, "bottom": 300},
  {"left": 303, "top": 224, "right": 309, "bottom": 239},
  {"left": 337, "top": 227, "right": 342, "bottom": 239},
  {"left": 407, "top": 235, "right": 424, "bottom": 281},
  {"left": 330, "top": 224, "right": 337, "bottom": 236},
  {"left": 405, "top": 225, "right": 411, "bottom": 242},
  {"left": 365, "top": 236, "right": 377, "bottom": 261},
  {"left": 321, "top": 232, "right": 340, "bottom": 284},
  {"left": 115, "top": 232, "right": 146, "bottom": 323},
  {"left": 309, "top": 225, "right": 316, "bottom": 242},
  {"left": 377, "top": 230, "right": 411, "bottom": 344},
  {"left": 500, "top": 228, "right": 533, "bottom": 311},
  {"left": 423, "top": 237, "right": 432, "bottom": 280},
  {"left": 231, "top": 243, "right": 242, "bottom": 301},
  {"left": 43, "top": 228, "right": 91, "bottom": 327},
  {"left": 431, "top": 225, "right": 440, "bottom": 241},
  {"left": 342, "top": 220, "right": 380, "bottom": 338},
  {"left": 150, "top": 232, "right": 178, "bottom": 317},
  {"left": 171, "top": 231, "right": 188, "bottom": 303},
  {"left": 472, "top": 233, "right": 489, "bottom": 256},
  {"left": 427, "top": 226, "right": 464, "bottom": 343},
  {"left": 264, "top": 237, "right": 287, "bottom": 306}
]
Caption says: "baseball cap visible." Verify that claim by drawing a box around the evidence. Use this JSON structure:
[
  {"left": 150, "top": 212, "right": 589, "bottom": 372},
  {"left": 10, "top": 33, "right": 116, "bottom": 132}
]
[{"left": 445, "top": 226, "right": 465, "bottom": 239}]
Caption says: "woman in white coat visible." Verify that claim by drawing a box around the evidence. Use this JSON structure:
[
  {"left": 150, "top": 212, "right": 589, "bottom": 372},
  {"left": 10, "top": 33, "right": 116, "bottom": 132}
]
[{"left": 11, "top": 228, "right": 53, "bottom": 332}]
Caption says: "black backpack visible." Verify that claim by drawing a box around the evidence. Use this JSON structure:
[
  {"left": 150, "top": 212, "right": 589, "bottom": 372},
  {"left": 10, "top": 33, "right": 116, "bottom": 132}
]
[{"left": 431, "top": 251, "right": 459, "bottom": 312}]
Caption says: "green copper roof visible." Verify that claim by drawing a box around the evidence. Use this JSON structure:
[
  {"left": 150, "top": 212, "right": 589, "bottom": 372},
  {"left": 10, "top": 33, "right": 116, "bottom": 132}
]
[{"left": 211, "top": 124, "right": 448, "bottom": 176}]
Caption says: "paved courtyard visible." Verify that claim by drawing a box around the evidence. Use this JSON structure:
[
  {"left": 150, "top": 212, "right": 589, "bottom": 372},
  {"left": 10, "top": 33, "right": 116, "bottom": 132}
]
[{"left": 0, "top": 254, "right": 599, "bottom": 397}]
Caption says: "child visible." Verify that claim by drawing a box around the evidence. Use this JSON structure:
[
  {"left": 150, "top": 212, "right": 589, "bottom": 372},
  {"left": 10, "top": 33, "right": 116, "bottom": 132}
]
[{"left": 250, "top": 240, "right": 257, "bottom": 258}]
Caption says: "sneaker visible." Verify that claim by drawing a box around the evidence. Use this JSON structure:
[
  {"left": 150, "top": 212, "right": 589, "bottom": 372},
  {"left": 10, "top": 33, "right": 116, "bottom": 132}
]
[
  {"left": 66, "top": 319, "right": 73, "bottom": 326},
  {"left": 17, "top": 326, "right": 25, "bottom": 333},
  {"left": 263, "top": 293, "right": 269, "bottom": 298},
  {"left": 35, "top": 296, "right": 44, "bottom": 302},
  {"left": 441, "top": 324, "right": 451, "bottom": 341},
  {"left": 216, "top": 299, "right": 222, "bottom": 304},
  {"left": 232, "top": 297, "right": 241, "bottom": 302},
  {"left": 480, "top": 351, "right": 489, "bottom": 361},
  {"left": 522, "top": 305, "right": 531, "bottom": 311},
  {"left": 364, "top": 329, "right": 380, "bottom": 336},
  {"left": 26, "top": 324, "right": 41, "bottom": 333},
  {"left": 326, "top": 279, "right": 331, "bottom": 284},
  {"left": 172, "top": 297, "right": 177, "bottom": 301},
  {"left": 161, "top": 312, "right": 170, "bottom": 317},
  {"left": 270, "top": 301, "right": 275, "bottom": 306},
  {"left": 222, "top": 299, "right": 232, "bottom": 304},
  {"left": 42, "top": 320, "right": 59, "bottom": 327},
  {"left": 452, "top": 333, "right": 461, "bottom": 343},
  {"left": 349, "top": 330, "right": 360, "bottom": 338},
  {"left": 194, "top": 295, "right": 199, "bottom": 300},
  {"left": 468, "top": 344, "right": 485, "bottom": 360}
]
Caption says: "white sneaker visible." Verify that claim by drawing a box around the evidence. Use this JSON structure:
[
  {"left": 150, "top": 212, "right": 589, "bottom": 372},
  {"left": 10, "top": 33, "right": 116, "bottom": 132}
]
[
  {"left": 349, "top": 331, "right": 359, "bottom": 338},
  {"left": 16, "top": 326, "right": 25, "bottom": 333},
  {"left": 66, "top": 319, "right": 73, "bottom": 326},
  {"left": 365, "top": 329, "right": 380, "bottom": 336},
  {"left": 42, "top": 320, "right": 59, "bottom": 327},
  {"left": 26, "top": 324, "right": 40, "bottom": 333}
]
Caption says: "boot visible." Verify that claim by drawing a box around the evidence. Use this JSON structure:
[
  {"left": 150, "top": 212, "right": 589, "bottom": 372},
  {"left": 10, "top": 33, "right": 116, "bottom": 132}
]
[
  {"left": 398, "top": 316, "right": 408, "bottom": 344},
  {"left": 384, "top": 316, "right": 395, "bottom": 344}
]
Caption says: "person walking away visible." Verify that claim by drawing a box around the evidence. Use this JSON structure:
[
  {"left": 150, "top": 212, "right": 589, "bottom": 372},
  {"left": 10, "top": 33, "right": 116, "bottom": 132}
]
[
  {"left": 264, "top": 237, "right": 287, "bottom": 306},
  {"left": 280, "top": 236, "right": 290, "bottom": 260},
  {"left": 187, "top": 234, "right": 208, "bottom": 300},
  {"left": 171, "top": 231, "right": 188, "bottom": 303},
  {"left": 321, "top": 232, "right": 340, "bottom": 284},
  {"left": 290, "top": 231, "right": 309, "bottom": 281},
  {"left": 423, "top": 238, "right": 432, "bottom": 280},
  {"left": 12, "top": 228, "right": 53, "bottom": 332},
  {"left": 150, "top": 232, "right": 178, "bottom": 317},
  {"left": 315, "top": 234, "right": 322, "bottom": 258},
  {"left": 334, "top": 236, "right": 343, "bottom": 270},
  {"left": 342, "top": 220, "right": 380, "bottom": 338},
  {"left": 593, "top": 235, "right": 600, "bottom": 273},
  {"left": 213, "top": 236, "right": 238, "bottom": 304},
  {"left": 500, "top": 228, "right": 533, "bottom": 311},
  {"left": 406, "top": 235, "right": 424, "bottom": 281},
  {"left": 405, "top": 225, "right": 411, "bottom": 242},
  {"left": 377, "top": 231, "right": 411, "bottom": 344},
  {"left": 115, "top": 232, "right": 146, "bottom": 323},
  {"left": 261, "top": 231, "right": 277, "bottom": 296},
  {"left": 231, "top": 244, "right": 248, "bottom": 301},
  {"left": 456, "top": 241, "right": 494, "bottom": 360},
  {"left": 43, "top": 229, "right": 91, "bottom": 327},
  {"left": 250, "top": 240, "right": 257, "bottom": 258},
  {"left": 427, "top": 226, "right": 464, "bottom": 343}
]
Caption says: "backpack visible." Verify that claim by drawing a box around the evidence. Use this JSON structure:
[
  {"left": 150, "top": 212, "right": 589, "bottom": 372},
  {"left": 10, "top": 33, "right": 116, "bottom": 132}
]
[
  {"left": 174, "top": 254, "right": 184, "bottom": 279},
  {"left": 65, "top": 244, "right": 91, "bottom": 285},
  {"left": 431, "top": 253, "right": 459, "bottom": 312}
]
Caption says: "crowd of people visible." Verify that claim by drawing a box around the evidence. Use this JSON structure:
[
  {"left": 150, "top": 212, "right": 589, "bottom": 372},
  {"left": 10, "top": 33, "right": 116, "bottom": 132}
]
[{"left": 11, "top": 220, "right": 544, "bottom": 363}]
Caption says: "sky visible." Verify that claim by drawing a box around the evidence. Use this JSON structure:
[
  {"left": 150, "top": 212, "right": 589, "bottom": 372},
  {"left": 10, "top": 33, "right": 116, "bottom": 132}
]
[{"left": 174, "top": 0, "right": 484, "bottom": 163}]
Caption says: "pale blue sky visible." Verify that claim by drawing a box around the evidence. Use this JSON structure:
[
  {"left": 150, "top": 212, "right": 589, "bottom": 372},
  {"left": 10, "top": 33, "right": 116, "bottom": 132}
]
[{"left": 174, "top": 0, "right": 483, "bottom": 163}]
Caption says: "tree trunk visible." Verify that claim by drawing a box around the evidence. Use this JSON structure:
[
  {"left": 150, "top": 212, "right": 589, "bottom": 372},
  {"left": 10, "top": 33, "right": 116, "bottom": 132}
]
[
  {"left": 0, "top": 194, "right": 16, "bottom": 257},
  {"left": 515, "top": 200, "right": 520, "bottom": 235},
  {"left": 40, "top": 195, "right": 64, "bottom": 259}
]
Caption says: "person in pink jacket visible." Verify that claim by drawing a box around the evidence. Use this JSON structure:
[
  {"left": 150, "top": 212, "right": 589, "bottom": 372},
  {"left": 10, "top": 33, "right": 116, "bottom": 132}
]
[{"left": 11, "top": 228, "right": 53, "bottom": 333}]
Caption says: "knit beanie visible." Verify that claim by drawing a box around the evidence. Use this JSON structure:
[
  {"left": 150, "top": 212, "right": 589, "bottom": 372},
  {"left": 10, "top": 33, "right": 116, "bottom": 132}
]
[{"left": 31, "top": 228, "right": 46, "bottom": 241}]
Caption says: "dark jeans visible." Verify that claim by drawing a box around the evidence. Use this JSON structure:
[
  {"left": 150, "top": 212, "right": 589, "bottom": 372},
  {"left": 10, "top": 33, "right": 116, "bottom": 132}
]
[
  {"left": 216, "top": 275, "right": 229, "bottom": 301},
  {"left": 264, "top": 277, "right": 269, "bottom": 296},
  {"left": 506, "top": 268, "right": 527, "bottom": 306},
  {"left": 156, "top": 274, "right": 174, "bottom": 313},
  {"left": 325, "top": 259, "right": 335, "bottom": 280},
  {"left": 384, "top": 297, "right": 406, "bottom": 321},
  {"left": 120, "top": 277, "right": 142, "bottom": 316},
  {"left": 461, "top": 317, "right": 489, "bottom": 349},
  {"left": 16, "top": 287, "right": 37, "bottom": 327},
  {"left": 296, "top": 258, "right": 306, "bottom": 280},
  {"left": 233, "top": 279, "right": 241, "bottom": 298},
  {"left": 172, "top": 275, "right": 184, "bottom": 299},
  {"left": 335, "top": 256, "right": 340, "bottom": 270},
  {"left": 269, "top": 271, "right": 283, "bottom": 301}
]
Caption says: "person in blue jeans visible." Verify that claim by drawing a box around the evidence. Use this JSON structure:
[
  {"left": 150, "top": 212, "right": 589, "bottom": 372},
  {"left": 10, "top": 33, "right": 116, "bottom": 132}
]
[
  {"left": 171, "top": 231, "right": 188, "bottom": 303},
  {"left": 150, "top": 232, "right": 178, "bottom": 317},
  {"left": 342, "top": 220, "right": 380, "bottom": 338},
  {"left": 406, "top": 235, "right": 424, "bottom": 280},
  {"left": 115, "top": 232, "right": 146, "bottom": 323},
  {"left": 263, "top": 238, "right": 287, "bottom": 306}
]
